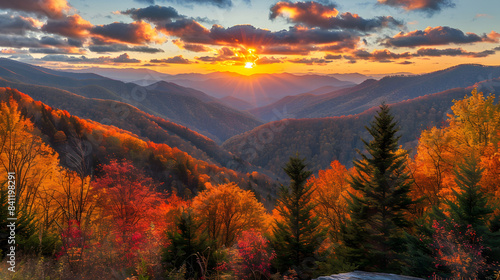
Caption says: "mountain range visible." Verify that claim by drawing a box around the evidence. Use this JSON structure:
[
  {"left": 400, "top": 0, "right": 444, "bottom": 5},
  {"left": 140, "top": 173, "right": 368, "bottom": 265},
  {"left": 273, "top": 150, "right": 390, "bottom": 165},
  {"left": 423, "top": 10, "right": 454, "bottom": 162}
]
[{"left": 1, "top": 58, "right": 499, "bottom": 182}]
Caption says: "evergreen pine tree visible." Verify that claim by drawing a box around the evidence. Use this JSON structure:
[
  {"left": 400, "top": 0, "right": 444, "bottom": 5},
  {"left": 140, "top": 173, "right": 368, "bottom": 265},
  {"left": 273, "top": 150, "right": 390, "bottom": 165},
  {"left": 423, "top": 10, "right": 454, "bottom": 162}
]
[
  {"left": 162, "top": 208, "right": 215, "bottom": 279},
  {"left": 342, "top": 104, "right": 413, "bottom": 272},
  {"left": 447, "top": 156, "right": 492, "bottom": 231},
  {"left": 271, "top": 155, "right": 326, "bottom": 278},
  {"left": 446, "top": 156, "right": 500, "bottom": 267}
]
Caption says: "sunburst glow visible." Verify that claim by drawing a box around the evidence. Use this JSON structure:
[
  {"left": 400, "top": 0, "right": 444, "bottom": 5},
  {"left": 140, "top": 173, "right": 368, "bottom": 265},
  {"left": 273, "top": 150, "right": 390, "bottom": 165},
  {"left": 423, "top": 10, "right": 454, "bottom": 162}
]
[{"left": 245, "top": 62, "right": 255, "bottom": 68}]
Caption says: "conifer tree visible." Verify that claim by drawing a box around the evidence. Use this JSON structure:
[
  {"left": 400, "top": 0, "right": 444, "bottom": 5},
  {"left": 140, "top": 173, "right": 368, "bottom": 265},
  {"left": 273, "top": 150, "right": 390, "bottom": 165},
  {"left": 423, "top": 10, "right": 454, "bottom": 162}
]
[
  {"left": 448, "top": 156, "right": 492, "bottom": 231},
  {"left": 342, "top": 104, "right": 413, "bottom": 272},
  {"left": 163, "top": 208, "right": 215, "bottom": 279},
  {"left": 271, "top": 155, "right": 325, "bottom": 278},
  {"left": 446, "top": 156, "right": 500, "bottom": 266}
]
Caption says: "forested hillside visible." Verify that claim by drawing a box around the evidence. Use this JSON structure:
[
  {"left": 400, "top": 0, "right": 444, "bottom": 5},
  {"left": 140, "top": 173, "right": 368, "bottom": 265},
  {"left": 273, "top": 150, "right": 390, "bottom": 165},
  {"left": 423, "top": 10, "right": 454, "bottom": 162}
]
[
  {"left": 0, "top": 87, "right": 278, "bottom": 200},
  {"left": 0, "top": 58, "right": 262, "bottom": 142},
  {"left": 250, "top": 64, "right": 500, "bottom": 121},
  {"left": 224, "top": 83, "right": 500, "bottom": 177}
]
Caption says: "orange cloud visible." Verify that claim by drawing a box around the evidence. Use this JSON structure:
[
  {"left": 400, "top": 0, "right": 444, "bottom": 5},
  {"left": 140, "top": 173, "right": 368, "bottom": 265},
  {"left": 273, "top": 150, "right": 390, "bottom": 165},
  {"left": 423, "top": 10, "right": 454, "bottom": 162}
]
[
  {"left": 42, "top": 14, "right": 93, "bottom": 38},
  {"left": 270, "top": 1, "right": 339, "bottom": 26},
  {"left": 0, "top": 0, "right": 71, "bottom": 19},
  {"left": 91, "top": 21, "right": 165, "bottom": 45}
]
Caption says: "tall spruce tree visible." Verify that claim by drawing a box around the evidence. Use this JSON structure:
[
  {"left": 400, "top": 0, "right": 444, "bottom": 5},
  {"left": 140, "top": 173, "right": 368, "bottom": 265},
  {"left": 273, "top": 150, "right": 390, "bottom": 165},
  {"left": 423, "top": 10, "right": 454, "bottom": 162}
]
[
  {"left": 342, "top": 104, "right": 413, "bottom": 272},
  {"left": 446, "top": 156, "right": 500, "bottom": 266},
  {"left": 271, "top": 155, "right": 325, "bottom": 278}
]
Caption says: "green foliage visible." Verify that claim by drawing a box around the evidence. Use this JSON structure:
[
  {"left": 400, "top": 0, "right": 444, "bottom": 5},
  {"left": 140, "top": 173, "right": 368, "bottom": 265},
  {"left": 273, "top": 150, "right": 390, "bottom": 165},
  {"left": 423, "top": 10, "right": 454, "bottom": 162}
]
[
  {"left": 271, "top": 155, "right": 326, "bottom": 278},
  {"left": 342, "top": 104, "right": 413, "bottom": 273},
  {"left": 447, "top": 157, "right": 492, "bottom": 231},
  {"left": 162, "top": 208, "right": 216, "bottom": 279},
  {"left": 446, "top": 157, "right": 500, "bottom": 273}
]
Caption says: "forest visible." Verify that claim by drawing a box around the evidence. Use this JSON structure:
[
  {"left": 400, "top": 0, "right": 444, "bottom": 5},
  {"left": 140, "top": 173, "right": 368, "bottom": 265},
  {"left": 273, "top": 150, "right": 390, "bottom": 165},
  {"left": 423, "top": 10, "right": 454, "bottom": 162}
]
[{"left": 1, "top": 87, "right": 500, "bottom": 280}]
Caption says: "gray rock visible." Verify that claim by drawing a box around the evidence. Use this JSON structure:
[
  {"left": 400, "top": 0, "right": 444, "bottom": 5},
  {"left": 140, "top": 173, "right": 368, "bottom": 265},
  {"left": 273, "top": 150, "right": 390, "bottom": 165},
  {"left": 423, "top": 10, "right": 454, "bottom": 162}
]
[{"left": 315, "top": 271, "right": 425, "bottom": 280}]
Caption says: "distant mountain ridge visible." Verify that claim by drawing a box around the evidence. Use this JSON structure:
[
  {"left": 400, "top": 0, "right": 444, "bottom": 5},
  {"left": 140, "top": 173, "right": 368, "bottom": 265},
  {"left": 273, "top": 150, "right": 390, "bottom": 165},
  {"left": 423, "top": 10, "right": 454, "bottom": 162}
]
[
  {"left": 250, "top": 64, "right": 500, "bottom": 121},
  {"left": 0, "top": 58, "right": 262, "bottom": 143},
  {"left": 223, "top": 80, "right": 500, "bottom": 178}
]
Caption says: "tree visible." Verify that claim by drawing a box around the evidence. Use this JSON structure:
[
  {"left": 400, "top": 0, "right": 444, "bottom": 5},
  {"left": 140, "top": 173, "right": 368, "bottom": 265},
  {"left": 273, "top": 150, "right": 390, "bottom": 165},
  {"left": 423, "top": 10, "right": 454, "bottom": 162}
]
[
  {"left": 163, "top": 208, "right": 215, "bottom": 279},
  {"left": 93, "top": 159, "right": 161, "bottom": 265},
  {"left": 342, "top": 104, "right": 413, "bottom": 272},
  {"left": 445, "top": 156, "right": 500, "bottom": 272},
  {"left": 232, "top": 230, "right": 275, "bottom": 280},
  {"left": 308, "top": 160, "right": 349, "bottom": 242},
  {"left": 271, "top": 155, "right": 325, "bottom": 277},
  {"left": 192, "top": 182, "right": 266, "bottom": 248}
]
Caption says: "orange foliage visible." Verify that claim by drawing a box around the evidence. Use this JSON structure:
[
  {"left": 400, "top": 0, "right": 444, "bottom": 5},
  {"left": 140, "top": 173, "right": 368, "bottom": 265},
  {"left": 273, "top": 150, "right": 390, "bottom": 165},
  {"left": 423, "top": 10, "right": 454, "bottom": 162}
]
[
  {"left": 192, "top": 182, "right": 268, "bottom": 247},
  {"left": 411, "top": 89, "right": 500, "bottom": 211},
  {"left": 307, "top": 160, "right": 350, "bottom": 241}
]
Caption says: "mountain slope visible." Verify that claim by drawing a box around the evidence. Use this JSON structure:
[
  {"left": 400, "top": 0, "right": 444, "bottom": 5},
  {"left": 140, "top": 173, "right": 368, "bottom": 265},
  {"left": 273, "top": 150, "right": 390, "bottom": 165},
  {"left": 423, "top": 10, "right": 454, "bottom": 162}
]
[
  {"left": 0, "top": 77, "right": 274, "bottom": 177},
  {"left": 170, "top": 72, "right": 356, "bottom": 107},
  {"left": 251, "top": 64, "right": 500, "bottom": 121},
  {"left": 0, "top": 87, "right": 278, "bottom": 203},
  {"left": 223, "top": 81, "right": 500, "bottom": 178},
  {"left": 0, "top": 58, "right": 262, "bottom": 143}
]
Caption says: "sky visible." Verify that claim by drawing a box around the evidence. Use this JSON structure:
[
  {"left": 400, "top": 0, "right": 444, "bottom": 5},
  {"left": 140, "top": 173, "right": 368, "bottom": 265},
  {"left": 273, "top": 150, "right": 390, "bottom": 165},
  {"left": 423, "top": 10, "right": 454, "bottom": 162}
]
[{"left": 0, "top": 0, "right": 499, "bottom": 75}]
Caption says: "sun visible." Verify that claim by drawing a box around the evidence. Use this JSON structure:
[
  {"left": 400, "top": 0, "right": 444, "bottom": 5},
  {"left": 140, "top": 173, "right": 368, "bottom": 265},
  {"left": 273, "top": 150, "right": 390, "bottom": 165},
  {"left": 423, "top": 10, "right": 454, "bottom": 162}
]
[{"left": 244, "top": 62, "right": 255, "bottom": 69}]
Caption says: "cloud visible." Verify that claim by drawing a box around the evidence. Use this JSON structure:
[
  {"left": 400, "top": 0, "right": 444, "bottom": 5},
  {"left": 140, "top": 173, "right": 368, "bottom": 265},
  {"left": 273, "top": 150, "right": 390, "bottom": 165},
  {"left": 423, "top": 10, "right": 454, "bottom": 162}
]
[
  {"left": 121, "top": 5, "right": 181, "bottom": 22},
  {"left": 288, "top": 57, "right": 333, "bottom": 65},
  {"left": 91, "top": 21, "right": 164, "bottom": 45},
  {"left": 270, "top": 2, "right": 402, "bottom": 31},
  {"left": 42, "top": 14, "right": 93, "bottom": 38},
  {"left": 209, "top": 24, "right": 356, "bottom": 46},
  {"left": 255, "top": 56, "right": 283, "bottom": 64},
  {"left": 377, "top": 0, "right": 455, "bottom": 13},
  {"left": 324, "top": 54, "right": 342, "bottom": 59},
  {"left": 133, "top": 0, "right": 155, "bottom": 4},
  {"left": 350, "top": 49, "right": 412, "bottom": 61},
  {"left": 41, "top": 53, "right": 141, "bottom": 63},
  {"left": 88, "top": 44, "right": 164, "bottom": 53},
  {"left": 0, "top": 15, "right": 40, "bottom": 35},
  {"left": 150, "top": 55, "right": 192, "bottom": 64},
  {"left": 160, "top": 0, "right": 235, "bottom": 9},
  {"left": 259, "top": 45, "right": 316, "bottom": 55},
  {"left": 383, "top": 26, "right": 491, "bottom": 47},
  {"left": 0, "top": 34, "right": 80, "bottom": 50},
  {"left": 29, "top": 47, "right": 84, "bottom": 54},
  {"left": 172, "top": 40, "right": 211, "bottom": 52},
  {"left": 0, "top": 0, "right": 71, "bottom": 19},
  {"left": 270, "top": 1, "right": 338, "bottom": 25},
  {"left": 159, "top": 18, "right": 212, "bottom": 43},
  {"left": 112, "top": 53, "right": 140, "bottom": 63},
  {"left": 397, "top": 61, "right": 414, "bottom": 64},
  {"left": 415, "top": 47, "right": 495, "bottom": 57}
]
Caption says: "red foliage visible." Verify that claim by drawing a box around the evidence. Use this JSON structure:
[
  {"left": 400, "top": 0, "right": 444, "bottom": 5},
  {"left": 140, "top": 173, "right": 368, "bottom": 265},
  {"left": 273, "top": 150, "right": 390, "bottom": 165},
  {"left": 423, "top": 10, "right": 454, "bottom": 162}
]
[
  {"left": 232, "top": 230, "right": 275, "bottom": 280},
  {"left": 432, "top": 220, "right": 489, "bottom": 279}
]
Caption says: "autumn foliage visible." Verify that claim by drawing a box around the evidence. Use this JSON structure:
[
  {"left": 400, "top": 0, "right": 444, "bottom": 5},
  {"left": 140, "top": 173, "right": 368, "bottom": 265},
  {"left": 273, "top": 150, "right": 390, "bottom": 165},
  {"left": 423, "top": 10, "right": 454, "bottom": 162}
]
[{"left": 1, "top": 85, "right": 500, "bottom": 280}]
